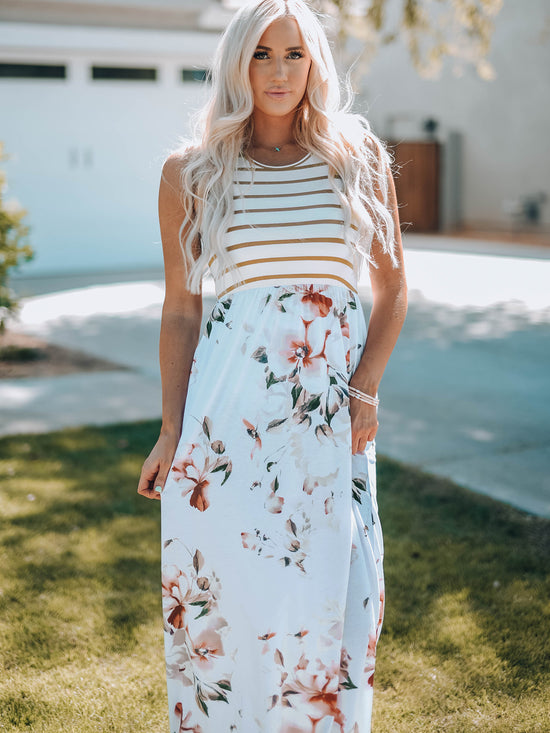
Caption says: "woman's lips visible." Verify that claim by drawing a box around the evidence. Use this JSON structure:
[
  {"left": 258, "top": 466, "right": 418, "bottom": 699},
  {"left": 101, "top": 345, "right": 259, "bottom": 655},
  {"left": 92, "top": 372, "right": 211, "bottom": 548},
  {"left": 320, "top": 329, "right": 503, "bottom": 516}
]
[{"left": 265, "top": 90, "right": 291, "bottom": 100}]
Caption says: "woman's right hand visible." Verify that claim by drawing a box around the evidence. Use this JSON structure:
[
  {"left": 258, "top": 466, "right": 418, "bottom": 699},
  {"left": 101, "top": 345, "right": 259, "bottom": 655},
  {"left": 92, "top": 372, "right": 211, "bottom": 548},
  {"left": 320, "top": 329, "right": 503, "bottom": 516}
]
[{"left": 137, "top": 431, "right": 180, "bottom": 501}]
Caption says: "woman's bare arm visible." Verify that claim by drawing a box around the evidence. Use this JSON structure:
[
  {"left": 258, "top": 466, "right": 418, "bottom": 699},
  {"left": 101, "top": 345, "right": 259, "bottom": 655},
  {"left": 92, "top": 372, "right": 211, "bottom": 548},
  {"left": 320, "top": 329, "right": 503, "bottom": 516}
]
[
  {"left": 349, "top": 158, "right": 408, "bottom": 453},
  {"left": 137, "top": 153, "right": 203, "bottom": 500}
]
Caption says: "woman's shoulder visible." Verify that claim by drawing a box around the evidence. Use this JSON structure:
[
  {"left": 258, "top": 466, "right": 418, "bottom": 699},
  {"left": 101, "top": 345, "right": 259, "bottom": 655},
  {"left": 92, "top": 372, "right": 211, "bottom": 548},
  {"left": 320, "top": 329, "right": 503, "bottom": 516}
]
[{"left": 160, "top": 147, "right": 202, "bottom": 201}]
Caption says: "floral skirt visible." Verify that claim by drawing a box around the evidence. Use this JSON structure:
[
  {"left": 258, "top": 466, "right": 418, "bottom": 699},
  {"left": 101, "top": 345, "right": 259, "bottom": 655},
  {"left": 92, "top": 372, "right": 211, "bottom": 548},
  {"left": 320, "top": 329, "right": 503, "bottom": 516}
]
[{"left": 160, "top": 283, "right": 385, "bottom": 733}]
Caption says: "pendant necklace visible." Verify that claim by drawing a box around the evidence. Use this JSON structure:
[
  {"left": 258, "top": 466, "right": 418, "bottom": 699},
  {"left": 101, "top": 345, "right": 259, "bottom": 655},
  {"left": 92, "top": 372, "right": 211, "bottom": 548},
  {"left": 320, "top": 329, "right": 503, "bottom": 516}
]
[{"left": 252, "top": 140, "right": 293, "bottom": 154}]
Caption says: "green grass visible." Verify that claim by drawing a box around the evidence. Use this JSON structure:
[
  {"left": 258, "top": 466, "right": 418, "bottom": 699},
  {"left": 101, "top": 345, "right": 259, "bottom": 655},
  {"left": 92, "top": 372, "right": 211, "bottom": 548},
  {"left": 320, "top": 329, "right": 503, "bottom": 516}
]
[{"left": 0, "top": 421, "right": 548, "bottom": 732}]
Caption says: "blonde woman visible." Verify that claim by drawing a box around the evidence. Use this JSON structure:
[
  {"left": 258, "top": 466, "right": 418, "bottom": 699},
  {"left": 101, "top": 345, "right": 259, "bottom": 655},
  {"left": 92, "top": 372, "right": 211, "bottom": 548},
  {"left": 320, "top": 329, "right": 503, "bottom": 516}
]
[{"left": 138, "top": 0, "right": 407, "bottom": 729}]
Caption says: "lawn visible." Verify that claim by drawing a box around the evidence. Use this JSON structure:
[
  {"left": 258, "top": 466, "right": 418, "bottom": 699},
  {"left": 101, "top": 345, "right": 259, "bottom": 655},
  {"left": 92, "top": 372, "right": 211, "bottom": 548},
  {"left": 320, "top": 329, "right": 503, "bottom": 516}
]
[{"left": 0, "top": 421, "right": 548, "bottom": 732}]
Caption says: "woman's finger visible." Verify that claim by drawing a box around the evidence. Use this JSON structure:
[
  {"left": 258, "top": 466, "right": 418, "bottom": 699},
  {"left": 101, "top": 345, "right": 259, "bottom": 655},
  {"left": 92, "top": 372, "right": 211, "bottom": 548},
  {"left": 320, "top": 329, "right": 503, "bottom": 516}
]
[
  {"left": 154, "top": 464, "right": 171, "bottom": 493},
  {"left": 139, "top": 484, "right": 162, "bottom": 501},
  {"left": 137, "top": 460, "right": 161, "bottom": 498}
]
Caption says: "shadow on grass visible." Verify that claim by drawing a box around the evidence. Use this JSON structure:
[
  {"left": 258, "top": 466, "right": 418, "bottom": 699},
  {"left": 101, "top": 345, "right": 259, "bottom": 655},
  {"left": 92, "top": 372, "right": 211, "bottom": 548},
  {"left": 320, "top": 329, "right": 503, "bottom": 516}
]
[{"left": 0, "top": 422, "right": 163, "bottom": 669}]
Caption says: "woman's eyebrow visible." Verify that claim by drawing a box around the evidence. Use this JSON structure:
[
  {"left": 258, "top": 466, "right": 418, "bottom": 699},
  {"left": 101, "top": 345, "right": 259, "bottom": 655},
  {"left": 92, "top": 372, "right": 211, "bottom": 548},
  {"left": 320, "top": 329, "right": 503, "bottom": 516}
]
[{"left": 255, "top": 45, "right": 304, "bottom": 51}]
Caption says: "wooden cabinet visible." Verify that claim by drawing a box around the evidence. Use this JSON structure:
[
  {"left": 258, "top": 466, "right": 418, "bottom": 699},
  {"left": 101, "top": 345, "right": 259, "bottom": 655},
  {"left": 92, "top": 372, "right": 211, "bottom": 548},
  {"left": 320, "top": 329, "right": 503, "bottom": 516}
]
[{"left": 386, "top": 139, "right": 441, "bottom": 232}]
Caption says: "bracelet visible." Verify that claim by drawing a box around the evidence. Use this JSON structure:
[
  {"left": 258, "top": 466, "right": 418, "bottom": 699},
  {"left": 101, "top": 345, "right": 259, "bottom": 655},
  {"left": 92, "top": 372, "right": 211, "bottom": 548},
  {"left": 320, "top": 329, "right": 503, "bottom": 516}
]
[{"left": 348, "top": 385, "right": 379, "bottom": 407}]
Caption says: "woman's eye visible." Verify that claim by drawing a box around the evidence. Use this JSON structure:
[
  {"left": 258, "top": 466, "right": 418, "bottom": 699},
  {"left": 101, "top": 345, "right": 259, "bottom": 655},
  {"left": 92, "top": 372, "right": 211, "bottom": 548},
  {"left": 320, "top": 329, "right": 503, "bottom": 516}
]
[{"left": 252, "top": 51, "right": 305, "bottom": 60}]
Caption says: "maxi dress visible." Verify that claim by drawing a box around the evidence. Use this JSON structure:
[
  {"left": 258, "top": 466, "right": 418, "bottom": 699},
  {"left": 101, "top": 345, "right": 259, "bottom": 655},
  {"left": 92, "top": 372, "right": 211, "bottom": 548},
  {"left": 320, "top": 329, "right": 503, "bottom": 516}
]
[{"left": 160, "top": 151, "right": 385, "bottom": 733}]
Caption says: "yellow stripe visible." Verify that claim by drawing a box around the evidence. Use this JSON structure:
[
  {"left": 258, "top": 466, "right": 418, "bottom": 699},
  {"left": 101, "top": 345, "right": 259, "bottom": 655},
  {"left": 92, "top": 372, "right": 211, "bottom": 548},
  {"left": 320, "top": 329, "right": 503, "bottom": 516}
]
[
  {"left": 233, "top": 189, "right": 335, "bottom": 200},
  {"left": 217, "top": 273, "right": 358, "bottom": 299},
  {"left": 217, "top": 255, "right": 355, "bottom": 273},
  {"left": 234, "top": 203, "right": 342, "bottom": 215},
  {"left": 235, "top": 174, "right": 328, "bottom": 186},
  {"left": 209, "top": 238, "right": 353, "bottom": 266},
  {"left": 227, "top": 219, "right": 359, "bottom": 233},
  {"left": 226, "top": 236, "right": 347, "bottom": 252}
]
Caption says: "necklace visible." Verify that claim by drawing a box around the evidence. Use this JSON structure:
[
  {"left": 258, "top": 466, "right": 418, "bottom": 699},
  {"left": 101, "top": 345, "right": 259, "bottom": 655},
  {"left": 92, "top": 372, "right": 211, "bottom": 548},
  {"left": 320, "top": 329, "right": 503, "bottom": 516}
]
[{"left": 251, "top": 140, "right": 295, "bottom": 153}]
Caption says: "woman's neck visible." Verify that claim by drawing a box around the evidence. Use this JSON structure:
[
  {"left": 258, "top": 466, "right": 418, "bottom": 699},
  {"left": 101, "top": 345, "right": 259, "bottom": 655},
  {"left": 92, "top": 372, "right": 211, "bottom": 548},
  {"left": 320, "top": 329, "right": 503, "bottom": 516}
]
[{"left": 249, "top": 110, "right": 296, "bottom": 152}]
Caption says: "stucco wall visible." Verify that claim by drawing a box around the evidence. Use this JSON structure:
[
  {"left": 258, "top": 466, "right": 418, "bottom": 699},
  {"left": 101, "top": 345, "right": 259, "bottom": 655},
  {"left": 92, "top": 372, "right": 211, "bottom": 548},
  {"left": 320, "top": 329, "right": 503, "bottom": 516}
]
[{"left": 356, "top": 0, "right": 550, "bottom": 230}]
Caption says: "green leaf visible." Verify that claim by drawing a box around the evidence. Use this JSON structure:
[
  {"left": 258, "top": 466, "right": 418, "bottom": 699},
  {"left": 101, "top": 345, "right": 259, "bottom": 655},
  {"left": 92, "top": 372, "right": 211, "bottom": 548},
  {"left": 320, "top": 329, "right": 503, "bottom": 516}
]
[
  {"left": 305, "top": 394, "right": 321, "bottom": 412},
  {"left": 212, "top": 693, "right": 229, "bottom": 703},
  {"left": 341, "top": 674, "right": 358, "bottom": 690},
  {"left": 251, "top": 346, "right": 268, "bottom": 363},
  {"left": 196, "top": 691, "right": 209, "bottom": 716},
  {"left": 192, "top": 549, "right": 204, "bottom": 573},
  {"left": 352, "top": 478, "right": 366, "bottom": 504},
  {"left": 291, "top": 383, "right": 302, "bottom": 408}
]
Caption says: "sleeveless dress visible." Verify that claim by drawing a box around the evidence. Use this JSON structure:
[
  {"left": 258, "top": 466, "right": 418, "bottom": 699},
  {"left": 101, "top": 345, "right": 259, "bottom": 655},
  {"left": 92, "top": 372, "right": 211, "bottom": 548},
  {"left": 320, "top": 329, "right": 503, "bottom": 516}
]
[{"left": 160, "top": 151, "right": 385, "bottom": 733}]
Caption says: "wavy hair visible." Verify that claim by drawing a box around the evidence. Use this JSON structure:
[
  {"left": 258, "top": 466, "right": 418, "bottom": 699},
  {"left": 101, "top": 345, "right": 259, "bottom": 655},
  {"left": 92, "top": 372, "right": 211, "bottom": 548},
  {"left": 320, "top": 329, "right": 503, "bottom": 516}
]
[{"left": 169, "top": 0, "right": 399, "bottom": 293}]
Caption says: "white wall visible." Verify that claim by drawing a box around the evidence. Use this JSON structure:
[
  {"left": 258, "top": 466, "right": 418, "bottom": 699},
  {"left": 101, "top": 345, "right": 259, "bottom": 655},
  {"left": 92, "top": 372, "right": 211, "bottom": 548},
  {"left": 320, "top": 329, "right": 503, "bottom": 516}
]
[
  {"left": 356, "top": 0, "right": 550, "bottom": 230},
  {"left": 0, "top": 23, "right": 215, "bottom": 276}
]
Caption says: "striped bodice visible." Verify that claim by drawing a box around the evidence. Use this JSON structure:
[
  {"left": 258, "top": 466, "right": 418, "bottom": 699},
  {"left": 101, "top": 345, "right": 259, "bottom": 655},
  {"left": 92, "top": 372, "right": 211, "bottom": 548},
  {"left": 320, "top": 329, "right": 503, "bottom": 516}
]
[{"left": 207, "top": 151, "right": 361, "bottom": 299}]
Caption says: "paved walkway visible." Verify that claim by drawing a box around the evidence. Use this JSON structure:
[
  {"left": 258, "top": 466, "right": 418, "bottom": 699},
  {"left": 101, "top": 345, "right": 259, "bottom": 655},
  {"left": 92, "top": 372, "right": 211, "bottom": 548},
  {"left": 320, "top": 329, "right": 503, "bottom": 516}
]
[{"left": 2, "top": 233, "right": 549, "bottom": 517}]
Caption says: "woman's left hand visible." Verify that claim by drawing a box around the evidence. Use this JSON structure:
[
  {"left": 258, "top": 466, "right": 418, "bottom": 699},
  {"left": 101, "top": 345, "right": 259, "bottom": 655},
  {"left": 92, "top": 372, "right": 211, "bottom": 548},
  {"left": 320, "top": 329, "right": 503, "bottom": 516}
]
[{"left": 350, "top": 398, "right": 378, "bottom": 454}]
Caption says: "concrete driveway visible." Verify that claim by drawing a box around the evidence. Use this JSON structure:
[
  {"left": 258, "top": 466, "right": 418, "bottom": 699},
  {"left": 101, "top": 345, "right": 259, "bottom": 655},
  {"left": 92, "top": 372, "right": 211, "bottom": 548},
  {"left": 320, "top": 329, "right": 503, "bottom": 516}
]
[{"left": 2, "top": 233, "right": 549, "bottom": 517}]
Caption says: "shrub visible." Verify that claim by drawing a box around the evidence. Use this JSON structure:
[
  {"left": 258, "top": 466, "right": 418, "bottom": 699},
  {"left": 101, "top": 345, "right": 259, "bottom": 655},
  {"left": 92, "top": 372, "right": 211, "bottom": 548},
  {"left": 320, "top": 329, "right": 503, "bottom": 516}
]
[{"left": 0, "top": 141, "right": 33, "bottom": 333}]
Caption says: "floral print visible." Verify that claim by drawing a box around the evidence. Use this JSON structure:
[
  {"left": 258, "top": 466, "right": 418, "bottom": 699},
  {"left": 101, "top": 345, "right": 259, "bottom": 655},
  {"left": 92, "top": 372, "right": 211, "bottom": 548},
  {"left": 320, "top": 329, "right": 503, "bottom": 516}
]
[
  {"left": 161, "top": 284, "right": 384, "bottom": 732},
  {"left": 170, "top": 417, "right": 232, "bottom": 512}
]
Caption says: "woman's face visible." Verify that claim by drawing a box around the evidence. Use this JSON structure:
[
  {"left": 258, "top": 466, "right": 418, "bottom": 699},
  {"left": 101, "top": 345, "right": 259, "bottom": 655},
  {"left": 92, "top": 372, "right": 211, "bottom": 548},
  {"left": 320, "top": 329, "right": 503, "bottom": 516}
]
[{"left": 249, "top": 17, "right": 312, "bottom": 118}]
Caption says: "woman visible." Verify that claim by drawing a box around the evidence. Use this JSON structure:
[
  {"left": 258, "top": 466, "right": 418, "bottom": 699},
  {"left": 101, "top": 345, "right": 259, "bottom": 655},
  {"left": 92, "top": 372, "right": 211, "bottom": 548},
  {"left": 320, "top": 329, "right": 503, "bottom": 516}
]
[{"left": 138, "top": 0, "right": 407, "bottom": 730}]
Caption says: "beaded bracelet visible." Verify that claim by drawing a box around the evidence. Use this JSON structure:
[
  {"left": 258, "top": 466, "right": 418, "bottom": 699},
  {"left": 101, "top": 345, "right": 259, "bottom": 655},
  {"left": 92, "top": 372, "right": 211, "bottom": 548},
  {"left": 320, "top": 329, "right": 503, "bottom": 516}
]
[{"left": 348, "top": 385, "right": 380, "bottom": 407}]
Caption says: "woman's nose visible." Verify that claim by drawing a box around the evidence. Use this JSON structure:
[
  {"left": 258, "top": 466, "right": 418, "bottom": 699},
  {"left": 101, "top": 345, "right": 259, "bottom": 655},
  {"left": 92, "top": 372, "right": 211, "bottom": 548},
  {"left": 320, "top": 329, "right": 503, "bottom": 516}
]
[{"left": 272, "top": 57, "right": 288, "bottom": 80}]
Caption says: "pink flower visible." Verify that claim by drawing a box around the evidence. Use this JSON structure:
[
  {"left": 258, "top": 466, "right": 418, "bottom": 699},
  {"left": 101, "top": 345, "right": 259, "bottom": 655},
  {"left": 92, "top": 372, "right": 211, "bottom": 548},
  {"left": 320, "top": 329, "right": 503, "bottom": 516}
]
[
  {"left": 302, "top": 476, "right": 319, "bottom": 495},
  {"left": 172, "top": 446, "right": 211, "bottom": 512},
  {"left": 377, "top": 589, "right": 385, "bottom": 632},
  {"left": 258, "top": 630, "right": 276, "bottom": 655},
  {"left": 281, "top": 658, "right": 345, "bottom": 730},
  {"left": 270, "top": 318, "right": 334, "bottom": 394},
  {"left": 243, "top": 418, "right": 262, "bottom": 459},
  {"left": 301, "top": 286, "right": 333, "bottom": 318},
  {"left": 189, "top": 626, "right": 224, "bottom": 671},
  {"left": 241, "top": 532, "right": 258, "bottom": 550},
  {"left": 162, "top": 565, "right": 192, "bottom": 630},
  {"left": 266, "top": 491, "right": 285, "bottom": 514},
  {"left": 364, "top": 631, "right": 378, "bottom": 687},
  {"left": 367, "top": 632, "right": 377, "bottom": 658},
  {"left": 174, "top": 703, "right": 203, "bottom": 733}
]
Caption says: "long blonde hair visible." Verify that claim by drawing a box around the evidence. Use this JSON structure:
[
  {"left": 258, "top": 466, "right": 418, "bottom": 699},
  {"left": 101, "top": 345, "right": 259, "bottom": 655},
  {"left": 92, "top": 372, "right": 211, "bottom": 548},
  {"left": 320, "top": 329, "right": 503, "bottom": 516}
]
[{"left": 170, "top": 0, "right": 398, "bottom": 293}]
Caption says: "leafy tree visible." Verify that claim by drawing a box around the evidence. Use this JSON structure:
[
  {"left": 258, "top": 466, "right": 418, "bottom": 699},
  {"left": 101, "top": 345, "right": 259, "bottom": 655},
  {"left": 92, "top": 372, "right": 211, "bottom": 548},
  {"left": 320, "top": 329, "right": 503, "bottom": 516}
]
[
  {"left": 0, "top": 142, "right": 33, "bottom": 333},
  {"left": 315, "top": 0, "right": 503, "bottom": 84}
]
